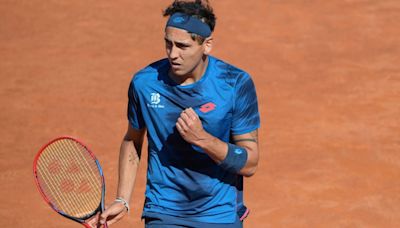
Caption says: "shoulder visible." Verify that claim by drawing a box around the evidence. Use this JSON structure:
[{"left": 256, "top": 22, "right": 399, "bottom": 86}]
[
  {"left": 131, "top": 58, "right": 169, "bottom": 85},
  {"left": 209, "top": 56, "right": 253, "bottom": 88}
]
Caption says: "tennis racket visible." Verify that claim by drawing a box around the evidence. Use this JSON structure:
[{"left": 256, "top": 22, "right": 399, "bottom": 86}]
[{"left": 33, "top": 136, "right": 108, "bottom": 228}]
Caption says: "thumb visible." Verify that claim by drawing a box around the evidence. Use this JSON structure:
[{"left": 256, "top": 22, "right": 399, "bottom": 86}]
[
  {"left": 84, "top": 212, "right": 100, "bottom": 228},
  {"left": 99, "top": 208, "right": 111, "bottom": 225},
  {"left": 98, "top": 202, "right": 127, "bottom": 226}
]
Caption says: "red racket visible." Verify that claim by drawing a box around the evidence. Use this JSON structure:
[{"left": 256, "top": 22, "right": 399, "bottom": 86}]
[{"left": 33, "top": 136, "right": 108, "bottom": 228}]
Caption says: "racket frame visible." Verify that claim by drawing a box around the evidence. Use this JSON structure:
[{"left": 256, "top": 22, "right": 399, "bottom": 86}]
[{"left": 33, "top": 136, "right": 107, "bottom": 227}]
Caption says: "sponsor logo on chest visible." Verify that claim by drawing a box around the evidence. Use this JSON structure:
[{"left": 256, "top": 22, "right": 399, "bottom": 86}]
[
  {"left": 199, "top": 102, "right": 216, "bottom": 113},
  {"left": 147, "top": 93, "right": 165, "bottom": 109}
]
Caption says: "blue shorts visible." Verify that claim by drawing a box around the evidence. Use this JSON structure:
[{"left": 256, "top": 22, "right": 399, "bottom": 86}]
[{"left": 144, "top": 213, "right": 243, "bottom": 228}]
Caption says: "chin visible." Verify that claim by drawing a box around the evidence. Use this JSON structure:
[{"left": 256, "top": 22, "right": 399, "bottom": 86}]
[{"left": 171, "top": 69, "right": 188, "bottom": 77}]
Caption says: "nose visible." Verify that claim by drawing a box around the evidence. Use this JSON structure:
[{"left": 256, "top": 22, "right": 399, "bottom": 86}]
[{"left": 168, "top": 45, "right": 179, "bottom": 60}]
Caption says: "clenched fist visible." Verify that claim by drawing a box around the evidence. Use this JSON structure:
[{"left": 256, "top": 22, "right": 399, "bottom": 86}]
[{"left": 176, "top": 108, "right": 209, "bottom": 146}]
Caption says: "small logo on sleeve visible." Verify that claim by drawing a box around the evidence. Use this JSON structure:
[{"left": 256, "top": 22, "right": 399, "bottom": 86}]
[{"left": 199, "top": 102, "right": 216, "bottom": 113}]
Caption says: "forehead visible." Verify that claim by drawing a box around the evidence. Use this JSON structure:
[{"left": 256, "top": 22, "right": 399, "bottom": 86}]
[{"left": 164, "top": 26, "right": 195, "bottom": 44}]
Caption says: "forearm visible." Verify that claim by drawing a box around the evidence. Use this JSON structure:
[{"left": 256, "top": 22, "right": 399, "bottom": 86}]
[
  {"left": 176, "top": 108, "right": 259, "bottom": 177},
  {"left": 195, "top": 133, "right": 227, "bottom": 163},
  {"left": 116, "top": 139, "right": 141, "bottom": 202},
  {"left": 195, "top": 132, "right": 258, "bottom": 177}
]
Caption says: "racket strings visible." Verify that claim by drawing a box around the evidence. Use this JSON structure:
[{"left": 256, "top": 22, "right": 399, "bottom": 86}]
[
  {"left": 54, "top": 140, "right": 101, "bottom": 215},
  {"left": 38, "top": 144, "right": 76, "bottom": 211},
  {"left": 55, "top": 140, "right": 101, "bottom": 213},
  {"left": 38, "top": 140, "right": 100, "bottom": 217},
  {"left": 36, "top": 139, "right": 102, "bottom": 218},
  {"left": 38, "top": 142, "right": 89, "bottom": 216},
  {"left": 43, "top": 142, "right": 90, "bottom": 214}
]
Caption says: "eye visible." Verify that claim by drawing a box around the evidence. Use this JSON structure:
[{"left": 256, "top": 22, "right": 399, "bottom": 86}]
[
  {"left": 176, "top": 43, "right": 190, "bottom": 49},
  {"left": 164, "top": 39, "right": 172, "bottom": 48}
]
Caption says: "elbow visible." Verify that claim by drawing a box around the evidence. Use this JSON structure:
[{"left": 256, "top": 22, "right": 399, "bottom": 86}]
[
  {"left": 240, "top": 165, "right": 258, "bottom": 177},
  {"left": 240, "top": 151, "right": 259, "bottom": 177}
]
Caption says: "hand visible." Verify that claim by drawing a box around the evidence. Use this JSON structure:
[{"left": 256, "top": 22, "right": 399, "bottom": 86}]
[
  {"left": 86, "top": 201, "right": 128, "bottom": 227},
  {"left": 176, "top": 108, "right": 209, "bottom": 146},
  {"left": 85, "top": 212, "right": 102, "bottom": 228}
]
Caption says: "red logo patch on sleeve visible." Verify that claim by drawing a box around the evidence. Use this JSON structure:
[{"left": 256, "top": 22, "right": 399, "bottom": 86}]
[{"left": 199, "top": 102, "right": 216, "bottom": 113}]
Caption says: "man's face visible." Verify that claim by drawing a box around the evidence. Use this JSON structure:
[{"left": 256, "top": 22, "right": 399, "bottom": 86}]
[{"left": 164, "top": 26, "right": 211, "bottom": 78}]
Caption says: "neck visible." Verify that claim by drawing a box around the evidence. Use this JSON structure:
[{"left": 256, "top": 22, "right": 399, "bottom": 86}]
[{"left": 170, "top": 56, "right": 209, "bottom": 86}]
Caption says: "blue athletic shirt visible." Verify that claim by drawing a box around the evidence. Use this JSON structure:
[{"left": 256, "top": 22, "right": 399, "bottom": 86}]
[{"left": 127, "top": 55, "right": 260, "bottom": 223}]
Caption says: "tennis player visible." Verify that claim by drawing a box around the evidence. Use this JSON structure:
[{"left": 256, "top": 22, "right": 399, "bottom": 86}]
[{"left": 97, "top": 0, "right": 260, "bottom": 227}]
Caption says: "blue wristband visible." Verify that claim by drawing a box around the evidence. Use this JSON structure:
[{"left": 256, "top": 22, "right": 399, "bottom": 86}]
[{"left": 219, "top": 143, "right": 248, "bottom": 173}]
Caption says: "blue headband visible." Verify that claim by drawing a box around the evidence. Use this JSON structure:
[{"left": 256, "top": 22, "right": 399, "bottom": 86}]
[{"left": 166, "top": 12, "right": 212, "bottom": 38}]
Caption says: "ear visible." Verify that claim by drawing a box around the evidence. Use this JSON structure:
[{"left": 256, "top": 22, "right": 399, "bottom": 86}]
[{"left": 203, "top": 36, "right": 213, "bottom": 55}]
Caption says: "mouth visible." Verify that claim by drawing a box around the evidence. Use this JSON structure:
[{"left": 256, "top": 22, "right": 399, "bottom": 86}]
[{"left": 170, "top": 62, "right": 181, "bottom": 69}]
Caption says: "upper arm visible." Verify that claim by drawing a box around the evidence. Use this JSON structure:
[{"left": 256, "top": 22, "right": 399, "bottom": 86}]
[
  {"left": 231, "top": 129, "right": 259, "bottom": 176},
  {"left": 231, "top": 74, "right": 260, "bottom": 135},
  {"left": 229, "top": 74, "right": 260, "bottom": 176},
  {"left": 128, "top": 78, "right": 146, "bottom": 130}
]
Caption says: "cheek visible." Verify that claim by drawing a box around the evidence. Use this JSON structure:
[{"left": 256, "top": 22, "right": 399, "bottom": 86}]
[{"left": 183, "top": 48, "right": 204, "bottom": 63}]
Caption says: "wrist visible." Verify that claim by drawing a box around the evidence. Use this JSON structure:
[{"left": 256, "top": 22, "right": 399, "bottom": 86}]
[
  {"left": 115, "top": 197, "right": 130, "bottom": 213},
  {"left": 218, "top": 143, "right": 248, "bottom": 173}
]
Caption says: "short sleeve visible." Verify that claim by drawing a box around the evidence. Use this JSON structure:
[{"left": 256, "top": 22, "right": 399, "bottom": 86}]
[
  {"left": 127, "top": 79, "right": 145, "bottom": 129},
  {"left": 231, "top": 74, "right": 260, "bottom": 135}
]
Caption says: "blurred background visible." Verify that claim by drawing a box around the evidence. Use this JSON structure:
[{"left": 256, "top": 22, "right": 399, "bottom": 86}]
[{"left": 1, "top": 0, "right": 399, "bottom": 227}]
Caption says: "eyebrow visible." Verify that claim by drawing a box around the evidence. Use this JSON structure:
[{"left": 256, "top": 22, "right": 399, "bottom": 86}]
[{"left": 164, "top": 37, "right": 191, "bottom": 46}]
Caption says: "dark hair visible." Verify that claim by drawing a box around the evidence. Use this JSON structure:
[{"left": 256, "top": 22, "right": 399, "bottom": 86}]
[{"left": 163, "top": 0, "right": 216, "bottom": 32}]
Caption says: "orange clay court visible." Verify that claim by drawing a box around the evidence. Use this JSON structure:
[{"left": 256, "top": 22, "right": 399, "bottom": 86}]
[{"left": 0, "top": 1, "right": 399, "bottom": 227}]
